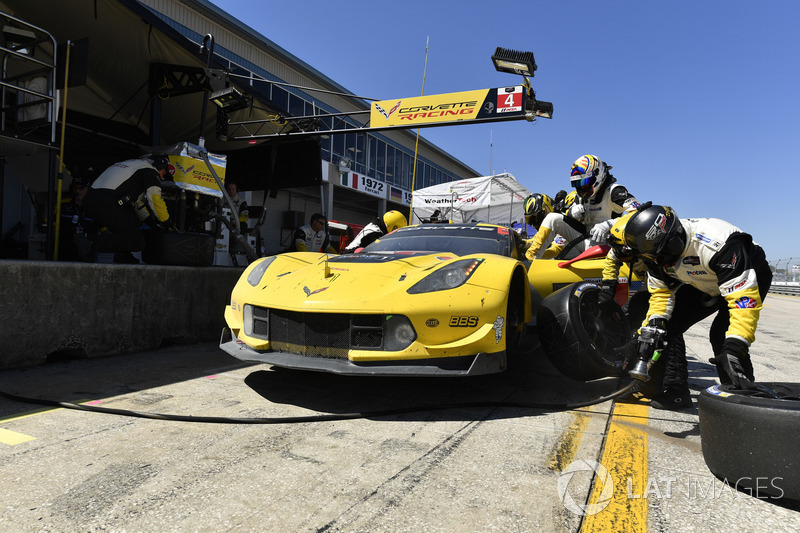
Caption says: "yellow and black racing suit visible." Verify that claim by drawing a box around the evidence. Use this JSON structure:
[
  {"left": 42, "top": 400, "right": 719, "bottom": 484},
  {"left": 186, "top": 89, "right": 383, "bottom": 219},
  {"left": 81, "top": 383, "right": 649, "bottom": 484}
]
[
  {"left": 641, "top": 218, "right": 772, "bottom": 389},
  {"left": 82, "top": 159, "right": 169, "bottom": 253}
]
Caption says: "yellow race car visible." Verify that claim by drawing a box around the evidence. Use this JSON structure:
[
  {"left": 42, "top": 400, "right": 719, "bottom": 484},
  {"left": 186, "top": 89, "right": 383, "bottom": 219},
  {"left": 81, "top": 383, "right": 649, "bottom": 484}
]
[{"left": 220, "top": 223, "right": 639, "bottom": 378}]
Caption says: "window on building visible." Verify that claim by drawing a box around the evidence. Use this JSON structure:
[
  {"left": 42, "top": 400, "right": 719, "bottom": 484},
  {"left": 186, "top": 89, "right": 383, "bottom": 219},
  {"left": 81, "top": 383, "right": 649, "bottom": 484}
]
[
  {"left": 385, "top": 145, "right": 396, "bottom": 184},
  {"left": 368, "top": 135, "right": 377, "bottom": 177},
  {"left": 375, "top": 139, "right": 386, "bottom": 181},
  {"left": 353, "top": 133, "right": 366, "bottom": 174},
  {"left": 402, "top": 152, "right": 412, "bottom": 189},
  {"left": 289, "top": 93, "right": 305, "bottom": 116},
  {"left": 333, "top": 131, "right": 344, "bottom": 162},
  {"left": 271, "top": 85, "right": 289, "bottom": 112}
]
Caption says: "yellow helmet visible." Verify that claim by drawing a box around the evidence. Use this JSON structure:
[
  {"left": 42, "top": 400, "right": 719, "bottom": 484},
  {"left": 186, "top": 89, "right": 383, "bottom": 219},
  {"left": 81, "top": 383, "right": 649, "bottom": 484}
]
[
  {"left": 562, "top": 191, "right": 578, "bottom": 211},
  {"left": 607, "top": 211, "right": 636, "bottom": 259},
  {"left": 382, "top": 210, "right": 407, "bottom": 232},
  {"left": 523, "top": 193, "right": 553, "bottom": 228}
]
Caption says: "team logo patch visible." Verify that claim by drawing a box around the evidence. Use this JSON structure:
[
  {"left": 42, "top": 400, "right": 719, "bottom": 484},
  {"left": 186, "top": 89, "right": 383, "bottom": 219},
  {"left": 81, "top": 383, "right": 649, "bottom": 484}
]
[
  {"left": 734, "top": 296, "right": 757, "bottom": 309},
  {"left": 695, "top": 233, "right": 712, "bottom": 244},
  {"left": 685, "top": 270, "right": 708, "bottom": 276},
  {"left": 645, "top": 213, "right": 667, "bottom": 241},
  {"left": 682, "top": 256, "right": 701, "bottom": 266}
]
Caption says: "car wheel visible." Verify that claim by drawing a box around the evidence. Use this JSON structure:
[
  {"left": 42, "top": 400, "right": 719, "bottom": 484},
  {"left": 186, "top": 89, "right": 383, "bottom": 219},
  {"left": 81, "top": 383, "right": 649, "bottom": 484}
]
[
  {"left": 698, "top": 383, "right": 800, "bottom": 502},
  {"left": 536, "top": 281, "right": 631, "bottom": 381}
]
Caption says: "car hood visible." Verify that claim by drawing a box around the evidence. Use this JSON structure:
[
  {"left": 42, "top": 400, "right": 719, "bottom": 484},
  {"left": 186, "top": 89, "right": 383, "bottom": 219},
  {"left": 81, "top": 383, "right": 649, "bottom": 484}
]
[{"left": 242, "top": 251, "right": 499, "bottom": 312}]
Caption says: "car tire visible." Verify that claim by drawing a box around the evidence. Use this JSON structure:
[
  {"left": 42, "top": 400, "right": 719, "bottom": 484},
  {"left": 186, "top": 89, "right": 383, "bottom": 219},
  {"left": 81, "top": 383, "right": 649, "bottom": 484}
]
[
  {"left": 536, "top": 281, "right": 631, "bottom": 381},
  {"left": 142, "top": 231, "right": 215, "bottom": 267},
  {"left": 698, "top": 383, "right": 800, "bottom": 502}
]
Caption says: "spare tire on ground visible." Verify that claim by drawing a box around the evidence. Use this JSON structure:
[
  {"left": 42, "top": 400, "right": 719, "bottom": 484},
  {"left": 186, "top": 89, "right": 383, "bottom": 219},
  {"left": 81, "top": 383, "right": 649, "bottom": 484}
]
[
  {"left": 536, "top": 281, "right": 631, "bottom": 381},
  {"left": 699, "top": 383, "right": 800, "bottom": 502},
  {"left": 142, "top": 231, "right": 215, "bottom": 267}
]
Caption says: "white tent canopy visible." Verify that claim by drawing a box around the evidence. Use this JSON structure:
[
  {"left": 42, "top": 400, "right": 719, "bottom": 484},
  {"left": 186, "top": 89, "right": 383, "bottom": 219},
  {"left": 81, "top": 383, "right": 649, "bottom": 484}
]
[{"left": 411, "top": 173, "right": 532, "bottom": 226}]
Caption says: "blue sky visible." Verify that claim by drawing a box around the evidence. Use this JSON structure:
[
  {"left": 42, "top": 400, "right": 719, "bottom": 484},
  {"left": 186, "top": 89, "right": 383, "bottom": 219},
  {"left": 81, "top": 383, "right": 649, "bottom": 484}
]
[{"left": 209, "top": 0, "right": 799, "bottom": 264}]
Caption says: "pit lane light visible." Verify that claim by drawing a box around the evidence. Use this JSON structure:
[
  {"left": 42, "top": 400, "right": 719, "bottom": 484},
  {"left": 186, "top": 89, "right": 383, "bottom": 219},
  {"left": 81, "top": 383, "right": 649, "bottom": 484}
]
[
  {"left": 491, "top": 47, "right": 537, "bottom": 77},
  {"left": 492, "top": 47, "right": 553, "bottom": 121},
  {"left": 210, "top": 86, "right": 250, "bottom": 111}
]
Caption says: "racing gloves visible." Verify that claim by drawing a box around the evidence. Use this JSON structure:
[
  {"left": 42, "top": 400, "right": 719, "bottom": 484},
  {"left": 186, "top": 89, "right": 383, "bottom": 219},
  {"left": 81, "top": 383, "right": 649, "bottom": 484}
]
[
  {"left": 589, "top": 220, "right": 614, "bottom": 243},
  {"left": 598, "top": 279, "right": 617, "bottom": 304},
  {"left": 716, "top": 337, "right": 756, "bottom": 389}
]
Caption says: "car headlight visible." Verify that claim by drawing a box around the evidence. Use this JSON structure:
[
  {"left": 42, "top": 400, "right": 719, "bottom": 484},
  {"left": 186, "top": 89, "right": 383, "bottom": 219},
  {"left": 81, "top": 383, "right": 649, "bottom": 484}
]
[
  {"left": 407, "top": 259, "right": 483, "bottom": 294},
  {"left": 247, "top": 256, "right": 277, "bottom": 286}
]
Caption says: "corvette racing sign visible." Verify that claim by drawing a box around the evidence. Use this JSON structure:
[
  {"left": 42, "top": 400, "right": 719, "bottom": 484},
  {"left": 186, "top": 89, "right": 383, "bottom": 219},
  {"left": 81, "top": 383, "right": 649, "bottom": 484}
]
[{"left": 371, "top": 86, "right": 527, "bottom": 127}]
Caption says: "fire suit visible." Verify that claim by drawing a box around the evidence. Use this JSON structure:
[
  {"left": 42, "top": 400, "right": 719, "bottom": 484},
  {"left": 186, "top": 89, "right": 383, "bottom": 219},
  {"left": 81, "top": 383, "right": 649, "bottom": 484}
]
[
  {"left": 82, "top": 159, "right": 169, "bottom": 253},
  {"left": 343, "top": 217, "right": 387, "bottom": 253},
  {"left": 294, "top": 224, "right": 335, "bottom": 253},
  {"left": 641, "top": 218, "right": 772, "bottom": 389},
  {"left": 526, "top": 180, "right": 638, "bottom": 260}
]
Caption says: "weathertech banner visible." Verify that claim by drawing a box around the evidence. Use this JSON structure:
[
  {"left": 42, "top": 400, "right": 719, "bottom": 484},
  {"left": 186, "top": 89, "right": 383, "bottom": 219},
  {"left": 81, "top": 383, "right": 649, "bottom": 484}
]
[{"left": 371, "top": 86, "right": 525, "bottom": 127}]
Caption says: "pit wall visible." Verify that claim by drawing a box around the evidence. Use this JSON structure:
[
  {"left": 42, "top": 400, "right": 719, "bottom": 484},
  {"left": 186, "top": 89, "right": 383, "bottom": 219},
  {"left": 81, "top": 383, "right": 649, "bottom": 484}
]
[{"left": 0, "top": 260, "right": 244, "bottom": 370}]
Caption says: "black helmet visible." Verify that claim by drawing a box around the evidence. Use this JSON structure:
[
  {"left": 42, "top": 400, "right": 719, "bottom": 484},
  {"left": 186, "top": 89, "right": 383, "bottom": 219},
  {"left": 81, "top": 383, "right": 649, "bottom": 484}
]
[
  {"left": 150, "top": 154, "right": 170, "bottom": 171},
  {"left": 622, "top": 204, "right": 686, "bottom": 266},
  {"left": 523, "top": 193, "right": 553, "bottom": 228}
]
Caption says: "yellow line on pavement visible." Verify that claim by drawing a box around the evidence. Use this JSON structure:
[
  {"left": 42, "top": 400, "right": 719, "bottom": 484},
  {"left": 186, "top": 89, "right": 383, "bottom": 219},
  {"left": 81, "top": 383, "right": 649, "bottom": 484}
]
[
  {"left": 547, "top": 409, "right": 592, "bottom": 472},
  {"left": 1, "top": 399, "right": 93, "bottom": 446},
  {"left": 0, "top": 428, "right": 37, "bottom": 445},
  {"left": 581, "top": 402, "right": 649, "bottom": 533}
]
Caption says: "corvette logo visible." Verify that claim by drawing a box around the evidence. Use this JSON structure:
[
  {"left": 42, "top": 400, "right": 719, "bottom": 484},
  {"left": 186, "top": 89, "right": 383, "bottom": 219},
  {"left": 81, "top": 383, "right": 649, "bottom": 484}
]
[
  {"left": 375, "top": 100, "right": 402, "bottom": 121},
  {"left": 174, "top": 161, "right": 195, "bottom": 175},
  {"left": 303, "top": 286, "right": 328, "bottom": 297}
]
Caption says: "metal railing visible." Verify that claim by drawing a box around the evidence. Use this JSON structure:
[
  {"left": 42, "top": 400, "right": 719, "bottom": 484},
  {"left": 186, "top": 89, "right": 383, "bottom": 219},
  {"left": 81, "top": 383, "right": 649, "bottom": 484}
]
[
  {"left": 769, "top": 283, "right": 800, "bottom": 297},
  {"left": 0, "top": 10, "right": 57, "bottom": 143}
]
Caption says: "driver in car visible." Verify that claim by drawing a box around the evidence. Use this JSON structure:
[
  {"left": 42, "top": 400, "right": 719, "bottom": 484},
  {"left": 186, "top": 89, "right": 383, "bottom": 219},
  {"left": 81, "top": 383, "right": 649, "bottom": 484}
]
[{"left": 526, "top": 154, "right": 640, "bottom": 260}]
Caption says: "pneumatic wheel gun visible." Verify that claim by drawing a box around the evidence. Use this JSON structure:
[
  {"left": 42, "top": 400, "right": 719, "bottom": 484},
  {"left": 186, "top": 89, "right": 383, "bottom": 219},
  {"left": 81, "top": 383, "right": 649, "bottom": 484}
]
[{"left": 628, "top": 325, "right": 667, "bottom": 381}]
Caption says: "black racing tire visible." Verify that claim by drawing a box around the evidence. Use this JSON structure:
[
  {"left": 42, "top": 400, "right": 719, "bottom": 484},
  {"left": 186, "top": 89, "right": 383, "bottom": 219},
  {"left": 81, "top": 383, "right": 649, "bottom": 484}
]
[
  {"left": 142, "top": 231, "right": 215, "bottom": 267},
  {"left": 536, "top": 281, "right": 631, "bottom": 381},
  {"left": 698, "top": 383, "right": 800, "bottom": 502}
]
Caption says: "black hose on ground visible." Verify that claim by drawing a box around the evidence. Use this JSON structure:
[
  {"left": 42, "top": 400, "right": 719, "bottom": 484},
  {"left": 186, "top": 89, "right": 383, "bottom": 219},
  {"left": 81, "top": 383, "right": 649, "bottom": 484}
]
[{"left": 0, "top": 381, "right": 638, "bottom": 425}]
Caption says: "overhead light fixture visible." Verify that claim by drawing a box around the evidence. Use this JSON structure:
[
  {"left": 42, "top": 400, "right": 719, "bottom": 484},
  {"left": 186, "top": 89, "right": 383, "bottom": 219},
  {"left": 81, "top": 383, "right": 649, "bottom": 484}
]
[
  {"left": 209, "top": 86, "right": 250, "bottom": 111},
  {"left": 491, "top": 47, "right": 537, "bottom": 77}
]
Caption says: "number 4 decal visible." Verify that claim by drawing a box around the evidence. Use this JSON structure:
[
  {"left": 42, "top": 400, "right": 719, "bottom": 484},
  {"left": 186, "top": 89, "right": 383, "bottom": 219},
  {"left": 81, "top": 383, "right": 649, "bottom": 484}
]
[{"left": 496, "top": 87, "right": 522, "bottom": 113}]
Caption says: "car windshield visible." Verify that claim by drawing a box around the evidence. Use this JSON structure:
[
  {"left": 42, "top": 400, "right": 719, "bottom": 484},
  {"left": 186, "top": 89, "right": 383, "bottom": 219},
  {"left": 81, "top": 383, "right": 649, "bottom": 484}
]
[{"left": 361, "top": 225, "right": 509, "bottom": 256}]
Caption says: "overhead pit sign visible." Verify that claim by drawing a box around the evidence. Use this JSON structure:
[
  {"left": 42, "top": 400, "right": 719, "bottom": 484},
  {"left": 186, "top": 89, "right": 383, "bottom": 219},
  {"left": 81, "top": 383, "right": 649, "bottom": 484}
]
[{"left": 371, "top": 86, "right": 527, "bottom": 128}]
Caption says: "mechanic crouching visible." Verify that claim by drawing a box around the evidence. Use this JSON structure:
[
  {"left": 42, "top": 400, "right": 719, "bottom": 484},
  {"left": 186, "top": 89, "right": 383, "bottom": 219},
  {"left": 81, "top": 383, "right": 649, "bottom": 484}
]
[
  {"left": 608, "top": 203, "right": 772, "bottom": 409},
  {"left": 82, "top": 155, "right": 172, "bottom": 264}
]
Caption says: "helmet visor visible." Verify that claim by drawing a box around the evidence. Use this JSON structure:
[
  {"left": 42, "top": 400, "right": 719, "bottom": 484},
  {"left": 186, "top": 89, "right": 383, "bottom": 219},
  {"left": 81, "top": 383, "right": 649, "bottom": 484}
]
[{"left": 573, "top": 175, "right": 596, "bottom": 199}]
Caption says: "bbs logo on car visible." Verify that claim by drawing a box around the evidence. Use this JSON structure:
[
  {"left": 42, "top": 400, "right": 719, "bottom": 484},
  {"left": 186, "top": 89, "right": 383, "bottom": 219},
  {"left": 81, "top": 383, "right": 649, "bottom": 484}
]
[{"left": 449, "top": 316, "right": 479, "bottom": 327}]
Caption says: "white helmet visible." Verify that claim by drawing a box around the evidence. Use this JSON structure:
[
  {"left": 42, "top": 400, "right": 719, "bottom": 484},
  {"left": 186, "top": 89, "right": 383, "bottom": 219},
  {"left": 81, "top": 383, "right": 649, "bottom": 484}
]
[{"left": 570, "top": 154, "right": 610, "bottom": 201}]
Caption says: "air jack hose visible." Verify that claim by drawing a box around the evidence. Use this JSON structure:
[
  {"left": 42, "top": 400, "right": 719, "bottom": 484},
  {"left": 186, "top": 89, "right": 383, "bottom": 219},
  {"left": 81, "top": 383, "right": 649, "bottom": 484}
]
[{"left": 0, "top": 381, "right": 638, "bottom": 425}]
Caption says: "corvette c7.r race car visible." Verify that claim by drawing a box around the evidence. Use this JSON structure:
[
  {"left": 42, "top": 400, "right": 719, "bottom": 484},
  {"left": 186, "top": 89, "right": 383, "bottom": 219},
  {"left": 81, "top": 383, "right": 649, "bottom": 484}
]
[{"left": 220, "top": 223, "right": 637, "bottom": 379}]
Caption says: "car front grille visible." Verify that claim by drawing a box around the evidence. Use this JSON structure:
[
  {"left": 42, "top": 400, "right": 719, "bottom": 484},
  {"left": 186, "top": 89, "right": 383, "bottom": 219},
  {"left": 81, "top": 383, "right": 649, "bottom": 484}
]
[{"left": 249, "top": 307, "right": 385, "bottom": 358}]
